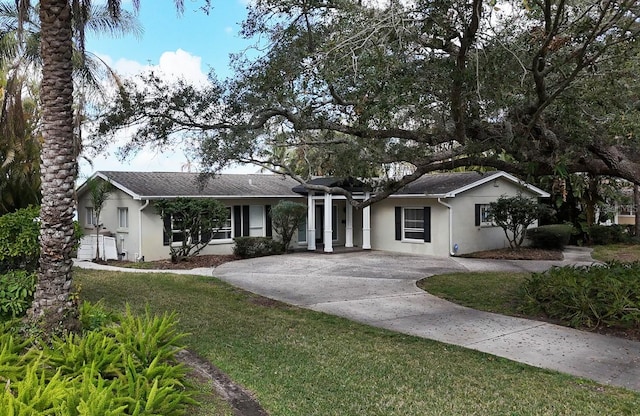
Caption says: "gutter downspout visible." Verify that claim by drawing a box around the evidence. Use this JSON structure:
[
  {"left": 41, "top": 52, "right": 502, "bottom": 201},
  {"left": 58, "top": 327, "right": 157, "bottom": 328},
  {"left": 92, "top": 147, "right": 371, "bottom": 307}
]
[
  {"left": 437, "top": 198, "right": 456, "bottom": 256},
  {"left": 138, "top": 199, "right": 150, "bottom": 261}
]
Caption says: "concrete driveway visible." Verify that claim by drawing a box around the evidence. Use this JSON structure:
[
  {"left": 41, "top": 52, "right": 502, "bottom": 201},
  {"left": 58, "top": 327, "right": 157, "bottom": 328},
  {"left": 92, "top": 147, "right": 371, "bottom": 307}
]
[{"left": 212, "top": 248, "right": 640, "bottom": 391}]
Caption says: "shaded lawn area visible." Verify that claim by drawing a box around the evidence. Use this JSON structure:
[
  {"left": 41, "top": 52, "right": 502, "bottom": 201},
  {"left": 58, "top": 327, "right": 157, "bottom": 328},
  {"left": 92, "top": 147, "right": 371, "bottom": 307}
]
[
  {"left": 591, "top": 244, "right": 640, "bottom": 263},
  {"left": 75, "top": 268, "right": 640, "bottom": 416}
]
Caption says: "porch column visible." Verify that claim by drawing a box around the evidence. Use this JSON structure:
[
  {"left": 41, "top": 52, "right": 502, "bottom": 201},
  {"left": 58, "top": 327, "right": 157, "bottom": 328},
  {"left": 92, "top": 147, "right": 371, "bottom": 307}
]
[
  {"left": 345, "top": 201, "right": 353, "bottom": 248},
  {"left": 307, "top": 193, "right": 316, "bottom": 251},
  {"left": 362, "top": 192, "right": 371, "bottom": 250},
  {"left": 323, "top": 192, "right": 333, "bottom": 253}
]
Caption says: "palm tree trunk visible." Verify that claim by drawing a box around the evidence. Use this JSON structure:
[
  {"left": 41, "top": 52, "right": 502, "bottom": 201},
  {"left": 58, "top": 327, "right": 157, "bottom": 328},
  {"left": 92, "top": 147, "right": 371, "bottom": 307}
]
[{"left": 28, "top": 0, "right": 78, "bottom": 327}]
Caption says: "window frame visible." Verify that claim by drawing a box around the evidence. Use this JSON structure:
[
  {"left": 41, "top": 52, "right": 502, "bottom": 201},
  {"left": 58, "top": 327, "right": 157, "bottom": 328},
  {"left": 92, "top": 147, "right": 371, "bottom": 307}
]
[
  {"left": 117, "top": 207, "right": 129, "bottom": 229},
  {"left": 402, "top": 207, "right": 425, "bottom": 242},
  {"left": 477, "top": 204, "right": 496, "bottom": 227},
  {"left": 85, "top": 207, "right": 96, "bottom": 226},
  {"left": 209, "top": 207, "right": 233, "bottom": 243}
]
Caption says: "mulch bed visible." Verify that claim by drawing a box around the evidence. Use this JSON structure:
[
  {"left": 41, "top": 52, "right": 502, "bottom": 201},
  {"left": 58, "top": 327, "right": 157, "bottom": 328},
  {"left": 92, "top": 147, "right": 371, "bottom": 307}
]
[
  {"left": 462, "top": 247, "right": 564, "bottom": 260},
  {"left": 106, "top": 254, "right": 240, "bottom": 270}
]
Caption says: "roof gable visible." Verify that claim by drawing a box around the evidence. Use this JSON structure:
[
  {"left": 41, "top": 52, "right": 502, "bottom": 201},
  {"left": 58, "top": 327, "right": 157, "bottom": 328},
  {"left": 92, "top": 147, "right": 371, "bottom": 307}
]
[{"left": 394, "top": 171, "right": 550, "bottom": 198}]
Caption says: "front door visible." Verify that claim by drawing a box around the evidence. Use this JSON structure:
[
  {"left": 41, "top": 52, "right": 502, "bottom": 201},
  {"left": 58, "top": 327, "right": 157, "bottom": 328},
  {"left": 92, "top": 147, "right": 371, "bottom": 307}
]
[{"left": 315, "top": 205, "right": 323, "bottom": 243}]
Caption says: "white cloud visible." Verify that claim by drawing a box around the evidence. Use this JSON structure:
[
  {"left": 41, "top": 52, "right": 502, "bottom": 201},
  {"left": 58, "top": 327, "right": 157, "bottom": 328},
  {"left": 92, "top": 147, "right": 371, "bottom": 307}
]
[{"left": 80, "top": 49, "right": 217, "bottom": 179}]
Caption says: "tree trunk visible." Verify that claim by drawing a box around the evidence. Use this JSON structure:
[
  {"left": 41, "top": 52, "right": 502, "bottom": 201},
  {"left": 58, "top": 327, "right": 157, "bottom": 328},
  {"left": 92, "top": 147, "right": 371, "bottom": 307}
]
[
  {"left": 27, "top": 0, "right": 78, "bottom": 328},
  {"left": 634, "top": 184, "right": 640, "bottom": 237}
]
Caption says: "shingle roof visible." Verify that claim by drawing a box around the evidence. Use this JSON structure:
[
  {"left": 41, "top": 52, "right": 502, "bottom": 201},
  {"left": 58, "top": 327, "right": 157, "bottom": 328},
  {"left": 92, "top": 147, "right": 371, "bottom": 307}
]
[
  {"left": 292, "top": 177, "right": 366, "bottom": 194},
  {"left": 394, "top": 170, "right": 548, "bottom": 197},
  {"left": 395, "top": 171, "right": 498, "bottom": 195},
  {"left": 86, "top": 171, "right": 302, "bottom": 199}
]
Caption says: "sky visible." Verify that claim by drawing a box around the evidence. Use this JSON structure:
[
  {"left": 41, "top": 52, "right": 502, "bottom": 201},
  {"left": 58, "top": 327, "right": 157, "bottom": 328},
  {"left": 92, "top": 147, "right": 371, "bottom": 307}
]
[{"left": 80, "top": 0, "right": 257, "bottom": 180}]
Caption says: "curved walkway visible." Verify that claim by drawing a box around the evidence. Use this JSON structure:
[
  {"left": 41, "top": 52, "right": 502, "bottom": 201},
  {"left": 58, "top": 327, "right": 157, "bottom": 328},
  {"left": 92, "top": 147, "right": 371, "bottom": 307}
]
[{"left": 76, "top": 247, "right": 640, "bottom": 391}]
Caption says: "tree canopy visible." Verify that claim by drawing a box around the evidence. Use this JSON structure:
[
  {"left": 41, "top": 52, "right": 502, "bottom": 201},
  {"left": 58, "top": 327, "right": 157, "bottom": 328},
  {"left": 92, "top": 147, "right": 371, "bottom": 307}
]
[{"left": 95, "top": 0, "right": 640, "bottom": 206}]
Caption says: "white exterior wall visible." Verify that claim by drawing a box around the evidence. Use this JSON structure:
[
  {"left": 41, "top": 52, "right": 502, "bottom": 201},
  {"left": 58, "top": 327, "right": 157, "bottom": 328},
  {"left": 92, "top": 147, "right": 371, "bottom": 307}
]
[
  {"left": 449, "top": 178, "right": 540, "bottom": 255},
  {"left": 370, "top": 197, "right": 451, "bottom": 256},
  {"left": 140, "top": 197, "right": 302, "bottom": 261},
  {"left": 78, "top": 188, "right": 141, "bottom": 261}
]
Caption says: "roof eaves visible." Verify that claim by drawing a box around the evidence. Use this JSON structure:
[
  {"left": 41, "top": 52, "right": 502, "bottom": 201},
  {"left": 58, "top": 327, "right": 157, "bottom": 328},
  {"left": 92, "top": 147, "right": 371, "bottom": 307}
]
[{"left": 137, "top": 194, "right": 303, "bottom": 200}]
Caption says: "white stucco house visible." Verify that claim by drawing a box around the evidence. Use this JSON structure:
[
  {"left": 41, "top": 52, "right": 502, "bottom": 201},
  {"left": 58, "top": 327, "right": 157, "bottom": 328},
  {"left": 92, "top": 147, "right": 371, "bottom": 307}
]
[{"left": 76, "top": 170, "right": 549, "bottom": 261}]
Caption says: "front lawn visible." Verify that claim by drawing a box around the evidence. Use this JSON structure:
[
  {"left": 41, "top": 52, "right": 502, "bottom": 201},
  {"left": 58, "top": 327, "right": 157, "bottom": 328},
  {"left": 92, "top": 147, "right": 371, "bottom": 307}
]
[
  {"left": 591, "top": 243, "right": 640, "bottom": 262},
  {"left": 76, "top": 268, "right": 640, "bottom": 415}
]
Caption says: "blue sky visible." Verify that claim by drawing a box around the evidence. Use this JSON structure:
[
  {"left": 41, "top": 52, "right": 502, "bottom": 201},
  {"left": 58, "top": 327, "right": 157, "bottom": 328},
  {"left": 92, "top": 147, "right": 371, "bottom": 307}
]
[{"left": 80, "top": 0, "right": 257, "bottom": 179}]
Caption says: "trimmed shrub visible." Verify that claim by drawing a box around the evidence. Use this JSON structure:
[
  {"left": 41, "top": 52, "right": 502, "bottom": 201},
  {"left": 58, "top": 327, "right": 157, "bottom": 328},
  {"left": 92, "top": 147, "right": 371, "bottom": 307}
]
[
  {"left": 526, "top": 224, "right": 574, "bottom": 250},
  {"left": 270, "top": 201, "right": 307, "bottom": 251},
  {"left": 0, "top": 206, "right": 40, "bottom": 272},
  {"left": 0, "top": 206, "right": 83, "bottom": 272},
  {"left": 521, "top": 262, "right": 640, "bottom": 329},
  {"left": 0, "top": 270, "right": 37, "bottom": 318},
  {"left": 233, "top": 236, "right": 284, "bottom": 258},
  {"left": 587, "top": 224, "right": 629, "bottom": 245}
]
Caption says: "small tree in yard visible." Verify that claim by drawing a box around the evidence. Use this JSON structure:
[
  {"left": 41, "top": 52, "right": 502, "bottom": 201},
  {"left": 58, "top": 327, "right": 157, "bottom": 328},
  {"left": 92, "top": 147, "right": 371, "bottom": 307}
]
[
  {"left": 270, "top": 201, "right": 307, "bottom": 252},
  {"left": 489, "top": 195, "right": 544, "bottom": 249},
  {"left": 87, "top": 178, "right": 113, "bottom": 261},
  {"left": 156, "top": 198, "right": 228, "bottom": 263}
]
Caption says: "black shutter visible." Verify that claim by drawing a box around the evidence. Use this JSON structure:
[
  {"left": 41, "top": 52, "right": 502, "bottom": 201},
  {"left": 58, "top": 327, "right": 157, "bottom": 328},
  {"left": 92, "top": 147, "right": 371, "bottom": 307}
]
[
  {"left": 423, "top": 207, "right": 431, "bottom": 242},
  {"left": 242, "top": 206, "right": 250, "bottom": 236},
  {"left": 163, "top": 214, "right": 171, "bottom": 246},
  {"left": 265, "top": 205, "right": 272, "bottom": 237},
  {"left": 395, "top": 207, "right": 402, "bottom": 241},
  {"left": 233, "top": 206, "right": 241, "bottom": 237},
  {"left": 475, "top": 204, "right": 481, "bottom": 226}
]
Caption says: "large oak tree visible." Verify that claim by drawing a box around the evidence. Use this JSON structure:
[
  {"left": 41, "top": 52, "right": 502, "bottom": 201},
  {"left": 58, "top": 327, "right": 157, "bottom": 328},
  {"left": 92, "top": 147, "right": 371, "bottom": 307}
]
[{"left": 96, "top": 0, "right": 640, "bottom": 207}]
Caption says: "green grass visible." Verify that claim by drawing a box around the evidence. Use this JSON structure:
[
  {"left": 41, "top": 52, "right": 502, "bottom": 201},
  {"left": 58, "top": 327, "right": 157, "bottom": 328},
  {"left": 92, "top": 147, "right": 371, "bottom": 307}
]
[
  {"left": 75, "top": 268, "right": 640, "bottom": 415},
  {"left": 417, "top": 272, "right": 529, "bottom": 315},
  {"left": 591, "top": 243, "right": 640, "bottom": 262}
]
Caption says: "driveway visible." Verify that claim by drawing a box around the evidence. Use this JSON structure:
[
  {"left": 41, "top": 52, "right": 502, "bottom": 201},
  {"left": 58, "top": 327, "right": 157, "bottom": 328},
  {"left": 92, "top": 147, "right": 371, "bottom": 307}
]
[{"left": 212, "top": 248, "right": 640, "bottom": 391}]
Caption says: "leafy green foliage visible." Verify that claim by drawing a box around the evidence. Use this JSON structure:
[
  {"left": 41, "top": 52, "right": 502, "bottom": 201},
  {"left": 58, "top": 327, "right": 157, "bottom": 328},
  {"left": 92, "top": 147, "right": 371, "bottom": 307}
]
[
  {"left": 270, "top": 201, "right": 306, "bottom": 251},
  {"left": 233, "top": 236, "right": 284, "bottom": 259},
  {"left": 0, "top": 206, "right": 82, "bottom": 273},
  {"left": 155, "top": 198, "right": 229, "bottom": 262},
  {"left": 0, "top": 302, "right": 194, "bottom": 415},
  {"left": 86, "top": 177, "right": 113, "bottom": 261},
  {"left": 109, "top": 306, "right": 187, "bottom": 367},
  {"left": 0, "top": 206, "right": 40, "bottom": 272},
  {"left": 489, "top": 195, "right": 546, "bottom": 248},
  {"left": 0, "top": 270, "right": 37, "bottom": 318},
  {"left": 526, "top": 224, "right": 574, "bottom": 250},
  {"left": 587, "top": 225, "right": 630, "bottom": 246},
  {"left": 79, "top": 300, "right": 117, "bottom": 331},
  {"left": 94, "top": 0, "right": 640, "bottom": 206},
  {"left": 522, "top": 262, "right": 640, "bottom": 329}
]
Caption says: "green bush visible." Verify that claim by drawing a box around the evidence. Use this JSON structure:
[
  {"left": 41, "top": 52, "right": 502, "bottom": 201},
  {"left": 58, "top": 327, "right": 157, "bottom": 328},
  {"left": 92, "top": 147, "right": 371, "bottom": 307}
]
[
  {"left": 233, "top": 236, "right": 284, "bottom": 258},
  {"left": 0, "top": 206, "right": 40, "bottom": 272},
  {"left": 270, "top": 201, "right": 307, "bottom": 251},
  {"left": 0, "top": 270, "right": 37, "bottom": 318},
  {"left": 587, "top": 224, "right": 629, "bottom": 245},
  {"left": 526, "top": 224, "right": 574, "bottom": 250},
  {"left": 0, "top": 206, "right": 83, "bottom": 273},
  {"left": 0, "top": 302, "right": 195, "bottom": 415},
  {"left": 521, "top": 262, "right": 640, "bottom": 329}
]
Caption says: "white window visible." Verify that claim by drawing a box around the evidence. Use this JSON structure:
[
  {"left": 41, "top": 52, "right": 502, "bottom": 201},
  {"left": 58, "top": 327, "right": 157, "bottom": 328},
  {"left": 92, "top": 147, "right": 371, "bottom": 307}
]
[
  {"left": 249, "top": 205, "right": 264, "bottom": 237},
  {"left": 403, "top": 208, "right": 424, "bottom": 240},
  {"left": 86, "top": 207, "right": 96, "bottom": 226},
  {"left": 211, "top": 207, "right": 232, "bottom": 241},
  {"left": 298, "top": 218, "right": 307, "bottom": 243},
  {"left": 619, "top": 204, "right": 635, "bottom": 216},
  {"left": 478, "top": 204, "right": 494, "bottom": 226},
  {"left": 118, "top": 207, "right": 129, "bottom": 229}
]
